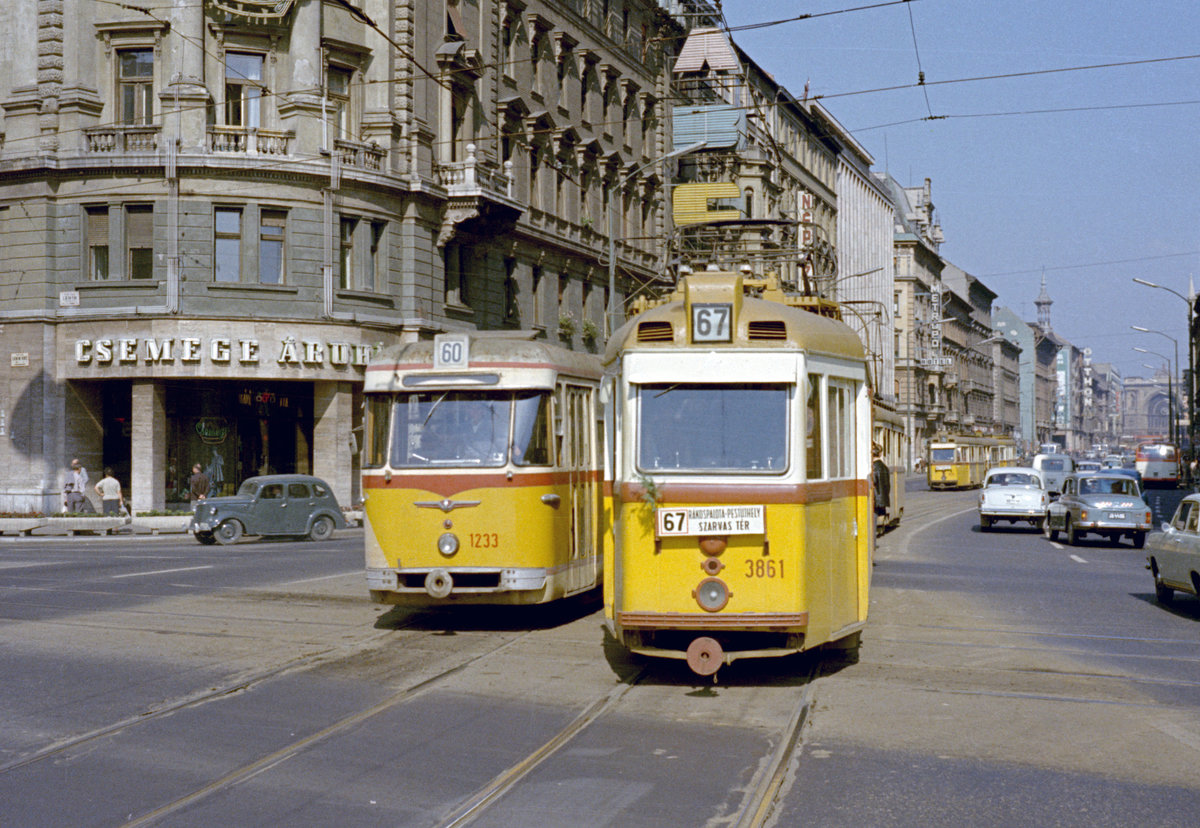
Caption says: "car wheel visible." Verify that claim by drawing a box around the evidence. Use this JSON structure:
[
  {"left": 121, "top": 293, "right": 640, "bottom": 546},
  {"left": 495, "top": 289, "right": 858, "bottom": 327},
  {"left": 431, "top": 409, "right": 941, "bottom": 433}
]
[
  {"left": 980, "top": 516, "right": 991, "bottom": 531},
  {"left": 1066, "top": 521, "right": 1079, "bottom": 546},
  {"left": 194, "top": 531, "right": 217, "bottom": 545},
  {"left": 308, "top": 515, "right": 335, "bottom": 542},
  {"left": 1044, "top": 516, "right": 1059, "bottom": 543},
  {"left": 214, "top": 519, "right": 243, "bottom": 545},
  {"left": 1034, "top": 517, "right": 1045, "bottom": 532},
  {"left": 1150, "top": 562, "right": 1173, "bottom": 603},
  {"left": 1131, "top": 531, "right": 1146, "bottom": 549}
]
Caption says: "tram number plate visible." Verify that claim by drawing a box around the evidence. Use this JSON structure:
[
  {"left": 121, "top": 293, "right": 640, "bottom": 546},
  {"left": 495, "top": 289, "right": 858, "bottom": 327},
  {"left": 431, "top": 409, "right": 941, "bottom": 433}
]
[
  {"left": 691, "top": 303, "right": 732, "bottom": 343},
  {"left": 656, "top": 505, "right": 764, "bottom": 537},
  {"left": 433, "top": 333, "right": 469, "bottom": 369}
]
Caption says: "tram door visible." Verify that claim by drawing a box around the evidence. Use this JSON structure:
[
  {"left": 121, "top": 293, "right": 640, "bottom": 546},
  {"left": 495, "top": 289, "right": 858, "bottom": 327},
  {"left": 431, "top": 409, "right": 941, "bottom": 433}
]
[{"left": 561, "top": 384, "right": 600, "bottom": 592}]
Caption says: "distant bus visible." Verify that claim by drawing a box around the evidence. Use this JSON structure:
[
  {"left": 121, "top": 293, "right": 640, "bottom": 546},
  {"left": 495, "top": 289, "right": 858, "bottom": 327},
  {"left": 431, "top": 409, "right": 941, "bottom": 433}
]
[{"left": 1136, "top": 443, "right": 1179, "bottom": 488}]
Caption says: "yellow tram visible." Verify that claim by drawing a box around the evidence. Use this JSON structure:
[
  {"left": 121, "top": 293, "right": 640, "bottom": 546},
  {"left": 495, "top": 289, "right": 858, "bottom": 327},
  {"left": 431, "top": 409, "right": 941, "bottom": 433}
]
[
  {"left": 872, "top": 400, "right": 907, "bottom": 533},
  {"left": 926, "top": 435, "right": 994, "bottom": 489},
  {"left": 362, "top": 333, "right": 604, "bottom": 606},
  {"left": 603, "top": 270, "right": 873, "bottom": 676}
]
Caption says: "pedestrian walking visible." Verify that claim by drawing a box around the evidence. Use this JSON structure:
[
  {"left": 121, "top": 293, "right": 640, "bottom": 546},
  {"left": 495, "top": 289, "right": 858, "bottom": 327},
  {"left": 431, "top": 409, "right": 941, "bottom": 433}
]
[
  {"left": 64, "top": 458, "right": 89, "bottom": 513},
  {"left": 94, "top": 467, "right": 124, "bottom": 516}
]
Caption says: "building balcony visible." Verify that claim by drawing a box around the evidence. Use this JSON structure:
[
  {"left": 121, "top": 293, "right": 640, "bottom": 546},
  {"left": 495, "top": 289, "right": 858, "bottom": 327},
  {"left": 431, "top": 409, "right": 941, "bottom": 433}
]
[
  {"left": 83, "top": 125, "right": 160, "bottom": 153},
  {"left": 208, "top": 126, "right": 293, "bottom": 156},
  {"left": 334, "top": 138, "right": 386, "bottom": 172},
  {"left": 435, "top": 144, "right": 513, "bottom": 200},
  {"left": 434, "top": 144, "right": 522, "bottom": 246}
]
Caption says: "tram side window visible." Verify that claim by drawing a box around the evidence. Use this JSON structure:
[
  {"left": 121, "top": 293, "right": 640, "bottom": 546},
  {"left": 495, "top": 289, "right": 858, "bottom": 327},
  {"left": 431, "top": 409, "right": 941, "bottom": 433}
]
[
  {"left": 363, "top": 396, "right": 390, "bottom": 468},
  {"left": 512, "top": 391, "right": 551, "bottom": 466},
  {"left": 806, "top": 376, "right": 823, "bottom": 479},
  {"left": 827, "top": 381, "right": 854, "bottom": 478}
]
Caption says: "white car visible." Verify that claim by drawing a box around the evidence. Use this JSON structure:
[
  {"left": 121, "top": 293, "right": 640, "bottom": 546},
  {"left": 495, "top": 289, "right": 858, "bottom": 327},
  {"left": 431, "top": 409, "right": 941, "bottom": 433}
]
[
  {"left": 1146, "top": 493, "right": 1200, "bottom": 603},
  {"left": 978, "top": 467, "right": 1048, "bottom": 531}
]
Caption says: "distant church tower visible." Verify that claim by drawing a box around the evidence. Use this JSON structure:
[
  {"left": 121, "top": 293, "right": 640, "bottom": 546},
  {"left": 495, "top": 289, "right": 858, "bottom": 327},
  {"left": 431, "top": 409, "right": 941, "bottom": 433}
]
[{"left": 1035, "top": 273, "right": 1053, "bottom": 331}]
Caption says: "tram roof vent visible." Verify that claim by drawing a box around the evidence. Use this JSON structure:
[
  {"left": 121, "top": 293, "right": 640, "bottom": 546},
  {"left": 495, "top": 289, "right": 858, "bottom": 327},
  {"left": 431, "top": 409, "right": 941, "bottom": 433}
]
[
  {"left": 748, "top": 320, "right": 787, "bottom": 340},
  {"left": 636, "top": 320, "right": 675, "bottom": 342}
]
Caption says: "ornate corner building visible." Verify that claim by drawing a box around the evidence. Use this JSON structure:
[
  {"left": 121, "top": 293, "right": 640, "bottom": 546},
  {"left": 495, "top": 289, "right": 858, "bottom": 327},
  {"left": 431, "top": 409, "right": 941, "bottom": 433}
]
[{"left": 0, "top": 0, "right": 679, "bottom": 511}]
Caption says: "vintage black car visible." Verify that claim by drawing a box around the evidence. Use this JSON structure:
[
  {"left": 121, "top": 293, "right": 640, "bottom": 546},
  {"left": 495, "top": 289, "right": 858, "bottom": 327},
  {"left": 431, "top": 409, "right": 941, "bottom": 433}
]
[{"left": 190, "top": 474, "right": 347, "bottom": 545}]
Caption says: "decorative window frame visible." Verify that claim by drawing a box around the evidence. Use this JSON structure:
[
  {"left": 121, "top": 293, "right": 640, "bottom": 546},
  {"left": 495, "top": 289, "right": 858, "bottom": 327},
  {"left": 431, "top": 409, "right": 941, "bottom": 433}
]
[{"left": 96, "top": 21, "right": 167, "bottom": 126}]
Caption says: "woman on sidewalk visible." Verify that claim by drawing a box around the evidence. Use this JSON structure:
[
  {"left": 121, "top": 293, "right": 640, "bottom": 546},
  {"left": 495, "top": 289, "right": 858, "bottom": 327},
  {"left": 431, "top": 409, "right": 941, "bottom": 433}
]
[{"left": 94, "top": 468, "right": 124, "bottom": 517}]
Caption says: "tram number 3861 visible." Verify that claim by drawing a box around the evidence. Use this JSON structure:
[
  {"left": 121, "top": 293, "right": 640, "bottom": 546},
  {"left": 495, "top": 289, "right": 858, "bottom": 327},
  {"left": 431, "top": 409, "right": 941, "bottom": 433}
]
[{"left": 745, "top": 559, "right": 783, "bottom": 578}]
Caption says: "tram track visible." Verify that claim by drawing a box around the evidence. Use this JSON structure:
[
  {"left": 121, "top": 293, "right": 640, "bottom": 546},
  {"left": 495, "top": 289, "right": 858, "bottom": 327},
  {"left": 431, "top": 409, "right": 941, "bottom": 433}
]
[
  {"left": 423, "top": 654, "right": 825, "bottom": 828},
  {"left": 0, "top": 624, "right": 409, "bottom": 776},
  {"left": 120, "top": 628, "right": 538, "bottom": 828}
]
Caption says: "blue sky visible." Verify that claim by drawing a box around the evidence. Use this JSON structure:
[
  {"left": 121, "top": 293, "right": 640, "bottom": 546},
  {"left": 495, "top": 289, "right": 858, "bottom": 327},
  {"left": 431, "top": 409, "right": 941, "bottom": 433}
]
[{"left": 722, "top": 0, "right": 1200, "bottom": 381}]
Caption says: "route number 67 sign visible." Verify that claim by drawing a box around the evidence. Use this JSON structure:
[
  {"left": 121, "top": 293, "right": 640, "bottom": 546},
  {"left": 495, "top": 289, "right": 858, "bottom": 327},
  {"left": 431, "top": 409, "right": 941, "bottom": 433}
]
[{"left": 691, "top": 303, "right": 732, "bottom": 343}]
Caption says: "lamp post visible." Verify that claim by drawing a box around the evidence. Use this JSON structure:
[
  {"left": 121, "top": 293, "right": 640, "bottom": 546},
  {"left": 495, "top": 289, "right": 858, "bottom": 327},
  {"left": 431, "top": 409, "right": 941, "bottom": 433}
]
[
  {"left": 1135, "top": 347, "right": 1175, "bottom": 445},
  {"left": 606, "top": 140, "right": 707, "bottom": 336},
  {"left": 1133, "top": 278, "right": 1195, "bottom": 462}
]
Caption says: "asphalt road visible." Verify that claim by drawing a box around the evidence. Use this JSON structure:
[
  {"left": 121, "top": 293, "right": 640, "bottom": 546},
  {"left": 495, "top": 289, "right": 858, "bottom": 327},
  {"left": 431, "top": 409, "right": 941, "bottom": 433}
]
[{"left": 1, "top": 484, "right": 1198, "bottom": 827}]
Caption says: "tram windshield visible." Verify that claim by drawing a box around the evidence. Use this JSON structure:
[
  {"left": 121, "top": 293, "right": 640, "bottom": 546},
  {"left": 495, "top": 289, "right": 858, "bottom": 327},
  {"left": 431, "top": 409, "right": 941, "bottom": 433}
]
[
  {"left": 636, "top": 383, "right": 788, "bottom": 472},
  {"left": 930, "top": 447, "right": 955, "bottom": 462},
  {"left": 371, "top": 390, "right": 551, "bottom": 468}
]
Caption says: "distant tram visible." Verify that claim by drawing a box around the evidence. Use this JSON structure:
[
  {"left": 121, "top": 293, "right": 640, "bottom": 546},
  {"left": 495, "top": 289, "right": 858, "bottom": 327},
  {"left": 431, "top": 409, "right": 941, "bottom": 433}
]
[
  {"left": 927, "top": 435, "right": 994, "bottom": 489},
  {"left": 604, "top": 270, "right": 873, "bottom": 676},
  {"left": 362, "top": 333, "right": 604, "bottom": 606}
]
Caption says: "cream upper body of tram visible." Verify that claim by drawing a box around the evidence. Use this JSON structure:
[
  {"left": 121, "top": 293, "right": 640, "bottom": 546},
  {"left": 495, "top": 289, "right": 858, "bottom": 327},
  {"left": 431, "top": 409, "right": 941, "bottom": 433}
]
[
  {"left": 603, "top": 271, "right": 874, "bottom": 674},
  {"left": 362, "top": 333, "right": 604, "bottom": 606}
]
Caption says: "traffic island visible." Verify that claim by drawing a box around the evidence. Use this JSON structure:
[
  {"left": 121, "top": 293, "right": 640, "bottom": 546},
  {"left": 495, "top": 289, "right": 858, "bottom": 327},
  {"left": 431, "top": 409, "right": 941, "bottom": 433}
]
[
  {"left": 131, "top": 515, "right": 193, "bottom": 535},
  {"left": 0, "top": 518, "right": 47, "bottom": 536},
  {"left": 43, "top": 516, "right": 132, "bottom": 536}
]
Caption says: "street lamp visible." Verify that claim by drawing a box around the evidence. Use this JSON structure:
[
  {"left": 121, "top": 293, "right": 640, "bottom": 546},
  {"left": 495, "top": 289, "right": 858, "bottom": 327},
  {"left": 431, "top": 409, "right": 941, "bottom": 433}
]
[
  {"left": 1135, "top": 346, "right": 1175, "bottom": 445},
  {"left": 1133, "top": 278, "right": 1195, "bottom": 461},
  {"left": 606, "top": 140, "right": 708, "bottom": 335}
]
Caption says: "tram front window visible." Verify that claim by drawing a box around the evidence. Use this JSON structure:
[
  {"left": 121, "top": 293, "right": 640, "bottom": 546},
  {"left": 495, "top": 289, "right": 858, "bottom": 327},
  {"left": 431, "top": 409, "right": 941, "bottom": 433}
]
[
  {"left": 930, "top": 448, "right": 955, "bottom": 462},
  {"left": 391, "top": 392, "right": 512, "bottom": 467},
  {"left": 637, "top": 383, "right": 787, "bottom": 472}
]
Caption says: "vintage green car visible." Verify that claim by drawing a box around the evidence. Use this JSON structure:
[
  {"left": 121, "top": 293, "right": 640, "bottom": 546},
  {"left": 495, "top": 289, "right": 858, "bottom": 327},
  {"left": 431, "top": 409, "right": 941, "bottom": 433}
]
[{"left": 190, "top": 474, "right": 347, "bottom": 545}]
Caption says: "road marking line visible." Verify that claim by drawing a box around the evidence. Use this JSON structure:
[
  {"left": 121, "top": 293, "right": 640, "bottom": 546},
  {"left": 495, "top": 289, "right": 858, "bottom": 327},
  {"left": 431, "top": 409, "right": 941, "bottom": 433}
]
[
  {"left": 1069, "top": 554, "right": 1088, "bottom": 564},
  {"left": 280, "top": 570, "right": 361, "bottom": 586},
  {"left": 1153, "top": 720, "right": 1200, "bottom": 756},
  {"left": 111, "top": 565, "right": 213, "bottom": 579}
]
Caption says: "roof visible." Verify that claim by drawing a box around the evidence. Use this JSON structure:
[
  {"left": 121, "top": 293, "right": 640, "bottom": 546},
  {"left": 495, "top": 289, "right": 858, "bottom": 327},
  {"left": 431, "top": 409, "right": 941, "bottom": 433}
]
[{"left": 673, "top": 28, "right": 740, "bottom": 73}]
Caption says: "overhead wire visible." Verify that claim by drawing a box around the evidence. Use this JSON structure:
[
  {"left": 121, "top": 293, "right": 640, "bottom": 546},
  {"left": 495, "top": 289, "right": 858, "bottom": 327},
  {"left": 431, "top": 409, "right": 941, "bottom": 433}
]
[{"left": 905, "top": 0, "right": 934, "bottom": 118}]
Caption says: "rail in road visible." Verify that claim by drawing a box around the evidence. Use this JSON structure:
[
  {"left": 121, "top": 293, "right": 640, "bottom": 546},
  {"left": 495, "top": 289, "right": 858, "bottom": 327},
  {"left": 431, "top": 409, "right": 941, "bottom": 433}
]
[
  {"left": 5, "top": 486, "right": 1200, "bottom": 826},
  {"left": 3, "top": 595, "right": 830, "bottom": 828},
  {"left": 0, "top": 529, "right": 850, "bottom": 828}
]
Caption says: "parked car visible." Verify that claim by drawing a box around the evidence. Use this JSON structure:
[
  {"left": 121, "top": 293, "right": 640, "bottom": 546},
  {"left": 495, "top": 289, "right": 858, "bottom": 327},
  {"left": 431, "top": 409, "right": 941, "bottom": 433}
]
[
  {"left": 1032, "top": 452, "right": 1073, "bottom": 497},
  {"left": 1044, "top": 472, "right": 1153, "bottom": 548},
  {"left": 1145, "top": 494, "right": 1200, "bottom": 602},
  {"left": 978, "top": 466, "right": 1048, "bottom": 531},
  {"left": 190, "top": 474, "right": 347, "bottom": 545}
]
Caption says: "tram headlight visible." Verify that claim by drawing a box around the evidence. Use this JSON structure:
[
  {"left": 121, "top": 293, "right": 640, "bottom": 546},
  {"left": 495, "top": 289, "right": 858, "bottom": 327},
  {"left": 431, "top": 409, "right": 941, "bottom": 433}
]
[
  {"left": 693, "top": 577, "right": 730, "bottom": 612},
  {"left": 437, "top": 532, "right": 460, "bottom": 557}
]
